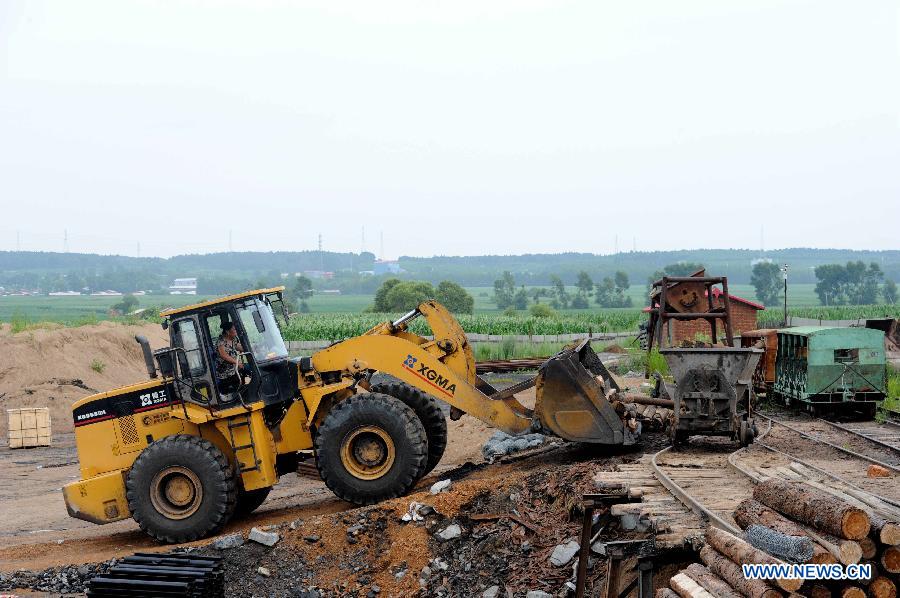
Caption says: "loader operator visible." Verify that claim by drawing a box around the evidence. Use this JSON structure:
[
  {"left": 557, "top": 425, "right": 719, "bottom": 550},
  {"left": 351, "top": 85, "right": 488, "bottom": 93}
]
[{"left": 216, "top": 321, "right": 249, "bottom": 388}]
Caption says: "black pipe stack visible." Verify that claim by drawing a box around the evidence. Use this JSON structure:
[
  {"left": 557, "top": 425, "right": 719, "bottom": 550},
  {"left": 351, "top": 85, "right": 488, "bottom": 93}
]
[{"left": 86, "top": 552, "right": 224, "bottom": 597}]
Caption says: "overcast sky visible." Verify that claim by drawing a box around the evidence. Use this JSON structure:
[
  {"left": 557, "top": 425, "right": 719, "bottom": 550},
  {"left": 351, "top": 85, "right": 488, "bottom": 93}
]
[{"left": 1, "top": 1, "right": 898, "bottom": 259}]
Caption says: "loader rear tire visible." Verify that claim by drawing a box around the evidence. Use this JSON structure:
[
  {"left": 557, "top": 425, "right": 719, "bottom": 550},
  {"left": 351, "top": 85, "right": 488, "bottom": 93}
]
[
  {"left": 315, "top": 393, "right": 427, "bottom": 505},
  {"left": 371, "top": 381, "right": 447, "bottom": 476},
  {"left": 126, "top": 434, "right": 236, "bottom": 544},
  {"left": 233, "top": 486, "right": 272, "bottom": 518}
]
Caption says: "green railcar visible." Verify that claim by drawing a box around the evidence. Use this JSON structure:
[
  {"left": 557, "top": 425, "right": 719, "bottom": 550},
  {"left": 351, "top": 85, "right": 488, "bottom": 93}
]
[{"left": 773, "top": 326, "right": 885, "bottom": 411}]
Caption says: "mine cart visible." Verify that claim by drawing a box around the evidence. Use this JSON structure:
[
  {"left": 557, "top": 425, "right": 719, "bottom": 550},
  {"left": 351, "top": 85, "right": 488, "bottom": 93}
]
[{"left": 660, "top": 347, "right": 763, "bottom": 446}]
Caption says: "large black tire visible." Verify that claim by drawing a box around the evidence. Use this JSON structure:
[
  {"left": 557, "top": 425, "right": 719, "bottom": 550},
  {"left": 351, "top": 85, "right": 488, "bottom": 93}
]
[
  {"left": 371, "top": 381, "right": 447, "bottom": 476},
  {"left": 315, "top": 393, "right": 427, "bottom": 505},
  {"left": 125, "top": 435, "right": 236, "bottom": 544},
  {"left": 233, "top": 486, "right": 272, "bottom": 519}
]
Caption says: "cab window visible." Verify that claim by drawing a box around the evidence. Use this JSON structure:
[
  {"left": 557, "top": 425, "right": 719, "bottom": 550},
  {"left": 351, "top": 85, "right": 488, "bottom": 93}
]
[
  {"left": 173, "top": 318, "right": 206, "bottom": 377},
  {"left": 236, "top": 298, "right": 288, "bottom": 362}
]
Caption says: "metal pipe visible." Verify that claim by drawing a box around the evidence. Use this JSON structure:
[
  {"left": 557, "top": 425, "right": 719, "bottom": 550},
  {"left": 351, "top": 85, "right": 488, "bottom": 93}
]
[
  {"left": 391, "top": 308, "right": 420, "bottom": 328},
  {"left": 134, "top": 335, "right": 157, "bottom": 378}
]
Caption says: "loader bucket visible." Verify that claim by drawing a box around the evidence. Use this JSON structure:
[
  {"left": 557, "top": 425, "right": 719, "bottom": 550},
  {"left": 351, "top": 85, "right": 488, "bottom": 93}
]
[{"left": 533, "top": 340, "right": 628, "bottom": 445}]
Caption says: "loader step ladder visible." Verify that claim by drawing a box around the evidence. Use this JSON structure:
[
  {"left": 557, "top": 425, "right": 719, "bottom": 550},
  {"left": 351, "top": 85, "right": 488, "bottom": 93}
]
[{"left": 226, "top": 414, "right": 261, "bottom": 473}]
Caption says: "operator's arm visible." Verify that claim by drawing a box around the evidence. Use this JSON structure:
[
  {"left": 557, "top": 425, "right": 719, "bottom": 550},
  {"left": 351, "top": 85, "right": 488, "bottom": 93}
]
[{"left": 217, "top": 343, "right": 237, "bottom": 365}]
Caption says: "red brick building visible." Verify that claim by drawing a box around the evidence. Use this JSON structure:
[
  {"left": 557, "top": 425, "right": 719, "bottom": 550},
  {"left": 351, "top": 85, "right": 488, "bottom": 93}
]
[{"left": 646, "top": 287, "right": 765, "bottom": 345}]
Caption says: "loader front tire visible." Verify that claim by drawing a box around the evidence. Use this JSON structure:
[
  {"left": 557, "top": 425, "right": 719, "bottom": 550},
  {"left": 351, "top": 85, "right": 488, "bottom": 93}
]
[
  {"left": 371, "top": 381, "right": 447, "bottom": 476},
  {"left": 233, "top": 486, "right": 272, "bottom": 518},
  {"left": 126, "top": 434, "right": 236, "bottom": 544},
  {"left": 315, "top": 393, "right": 427, "bottom": 505}
]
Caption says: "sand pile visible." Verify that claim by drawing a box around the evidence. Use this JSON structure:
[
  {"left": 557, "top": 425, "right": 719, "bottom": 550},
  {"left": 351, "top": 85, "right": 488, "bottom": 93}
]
[{"left": 0, "top": 322, "right": 168, "bottom": 437}]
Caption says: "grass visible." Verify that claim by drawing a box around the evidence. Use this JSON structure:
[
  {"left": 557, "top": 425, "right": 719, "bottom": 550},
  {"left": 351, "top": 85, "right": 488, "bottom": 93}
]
[{"left": 90, "top": 359, "right": 106, "bottom": 373}]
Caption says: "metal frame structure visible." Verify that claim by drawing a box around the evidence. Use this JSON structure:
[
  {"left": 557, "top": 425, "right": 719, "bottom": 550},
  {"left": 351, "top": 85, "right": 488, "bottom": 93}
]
[{"left": 647, "top": 275, "right": 735, "bottom": 353}]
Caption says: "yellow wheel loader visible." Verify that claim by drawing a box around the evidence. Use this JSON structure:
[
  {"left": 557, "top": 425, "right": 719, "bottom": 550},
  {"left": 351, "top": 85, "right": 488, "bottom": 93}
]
[{"left": 63, "top": 288, "right": 636, "bottom": 543}]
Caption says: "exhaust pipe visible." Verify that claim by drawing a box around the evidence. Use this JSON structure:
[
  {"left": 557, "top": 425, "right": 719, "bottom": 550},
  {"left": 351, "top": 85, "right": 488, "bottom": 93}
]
[{"left": 135, "top": 335, "right": 157, "bottom": 379}]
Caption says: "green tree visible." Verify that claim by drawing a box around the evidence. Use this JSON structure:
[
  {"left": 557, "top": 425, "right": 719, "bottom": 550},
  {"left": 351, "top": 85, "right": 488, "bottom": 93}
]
[
  {"left": 884, "top": 279, "right": 898, "bottom": 304},
  {"left": 384, "top": 281, "right": 435, "bottom": 312},
  {"left": 550, "top": 275, "right": 569, "bottom": 309},
  {"left": 435, "top": 281, "right": 474, "bottom": 314},
  {"left": 595, "top": 270, "right": 633, "bottom": 307},
  {"left": 750, "top": 262, "right": 782, "bottom": 306},
  {"left": 372, "top": 278, "right": 403, "bottom": 311},
  {"left": 575, "top": 271, "right": 594, "bottom": 295},
  {"left": 111, "top": 294, "right": 139, "bottom": 315},
  {"left": 493, "top": 271, "right": 516, "bottom": 309},
  {"left": 814, "top": 261, "right": 884, "bottom": 305},
  {"left": 530, "top": 303, "right": 555, "bottom": 318},
  {"left": 513, "top": 286, "right": 529, "bottom": 310}
]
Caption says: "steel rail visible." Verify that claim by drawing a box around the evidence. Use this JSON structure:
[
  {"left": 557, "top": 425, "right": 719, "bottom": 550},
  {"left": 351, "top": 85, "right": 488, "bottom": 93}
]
[
  {"left": 754, "top": 441, "right": 900, "bottom": 511},
  {"left": 815, "top": 418, "right": 900, "bottom": 456},
  {"left": 649, "top": 446, "right": 743, "bottom": 536},
  {"left": 758, "top": 414, "right": 900, "bottom": 475}
]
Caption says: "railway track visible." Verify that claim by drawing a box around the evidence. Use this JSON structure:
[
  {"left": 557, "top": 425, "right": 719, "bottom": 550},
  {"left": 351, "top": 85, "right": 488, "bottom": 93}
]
[
  {"left": 641, "top": 414, "right": 900, "bottom": 544},
  {"left": 817, "top": 418, "right": 900, "bottom": 455}
]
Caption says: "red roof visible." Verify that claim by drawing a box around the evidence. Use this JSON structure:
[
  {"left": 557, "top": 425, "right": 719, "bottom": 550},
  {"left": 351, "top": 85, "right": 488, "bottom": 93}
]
[{"left": 642, "top": 288, "right": 765, "bottom": 312}]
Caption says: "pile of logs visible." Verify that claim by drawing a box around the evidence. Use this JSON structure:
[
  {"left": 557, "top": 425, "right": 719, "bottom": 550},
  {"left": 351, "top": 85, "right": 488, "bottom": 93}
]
[
  {"left": 612, "top": 392, "right": 674, "bottom": 433},
  {"left": 658, "top": 479, "right": 900, "bottom": 597}
]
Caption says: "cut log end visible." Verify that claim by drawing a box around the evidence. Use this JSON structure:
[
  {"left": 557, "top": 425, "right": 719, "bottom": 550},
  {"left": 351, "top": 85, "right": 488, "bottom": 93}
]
[
  {"left": 808, "top": 584, "right": 832, "bottom": 598},
  {"left": 868, "top": 576, "right": 897, "bottom": 598},
  {"left": 837, "top": 540, "right": 863, "bottom": 566},
  {"left": 670, "top": 572, "right": 715, "bottom": 598},
  {"left": 841, "top": 510, "right": 871, "bottom": 541},
  {"left": 880, "top": 522, "right": 900, "bottom": 546},
  {"left": 882, "top": 545, "right": 900, "bottom": 574},
  {"left": 859, "top": 537, "right": 877, "bottom": 560},
  {"left": 840, "top": 586, "right": 866, "bottom": 598}
]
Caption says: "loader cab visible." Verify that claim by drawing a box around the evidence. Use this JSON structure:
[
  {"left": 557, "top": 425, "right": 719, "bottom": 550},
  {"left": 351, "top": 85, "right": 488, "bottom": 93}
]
[{"left": 159, "top": 288, "right": 295, "bottom": 409}]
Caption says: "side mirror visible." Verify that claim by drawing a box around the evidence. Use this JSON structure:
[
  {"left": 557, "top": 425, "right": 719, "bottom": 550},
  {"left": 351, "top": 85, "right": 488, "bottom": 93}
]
[
  {"left": 161, "top": 320, "right": 169, "bottom": 330},
  {"left": 252, "top": 310, "right": 265, "bottom": 333}
]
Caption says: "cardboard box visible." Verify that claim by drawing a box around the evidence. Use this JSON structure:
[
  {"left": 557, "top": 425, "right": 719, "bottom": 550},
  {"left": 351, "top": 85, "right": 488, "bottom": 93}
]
[{"left": 7, "top": 408, "right": 51, "bottom": 448}]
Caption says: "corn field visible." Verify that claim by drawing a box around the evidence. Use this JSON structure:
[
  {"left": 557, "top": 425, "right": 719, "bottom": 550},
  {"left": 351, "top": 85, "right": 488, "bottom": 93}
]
[
  {"left": 757, "top": 305, "right": 900, "bottom": 327},
  {"left": 281, "top": 310, "right": 646, "bottom": 341}
]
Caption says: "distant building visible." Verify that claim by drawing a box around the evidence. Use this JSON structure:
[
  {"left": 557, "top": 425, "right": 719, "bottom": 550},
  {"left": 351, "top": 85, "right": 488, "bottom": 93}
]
[
  {"left": 169, "top": 278, "right": 198, "bottom": 295},
  {"left": 90, "top": 290, "right": 123, "bottom": 296},
  {"left": 303, "top": 270, "right": 334, "bottom": 280},
  {"left": 319, "top": 289, "right": 342, "bottom": 295},
  {"left": 49, "top": 291, "right": 82, "bottom": 296},
  {"left": 373, "top": 260, "right": 402, "bottom": 275}
]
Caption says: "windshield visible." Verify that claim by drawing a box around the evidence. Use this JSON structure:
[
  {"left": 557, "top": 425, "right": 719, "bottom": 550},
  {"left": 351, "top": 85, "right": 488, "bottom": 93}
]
[{"left": 236, "top": 298, "right": 289, "bottom": 362}]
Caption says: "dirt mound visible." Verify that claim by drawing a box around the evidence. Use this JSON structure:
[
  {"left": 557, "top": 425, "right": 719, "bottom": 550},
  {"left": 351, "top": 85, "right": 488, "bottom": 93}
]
[
  {"left": 602, "top": 343, "right": 628, "bottom": 354},
  {"left": 0, "top": 322, "right": 167, "bottom": 437}
]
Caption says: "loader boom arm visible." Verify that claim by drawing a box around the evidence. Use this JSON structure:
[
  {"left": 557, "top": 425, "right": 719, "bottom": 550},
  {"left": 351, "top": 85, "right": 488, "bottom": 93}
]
[{"left": 309, "top": 301, "right": 535, "bottom": 435}]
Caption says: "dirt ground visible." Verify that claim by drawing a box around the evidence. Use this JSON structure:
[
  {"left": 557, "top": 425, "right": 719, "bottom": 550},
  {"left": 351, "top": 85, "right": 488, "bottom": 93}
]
[
  {"left": 0, "top": 397, "right": 532, "bottom": 571},
  {"left": 0, "top": 322, "right": 168, "bottom": 437}
]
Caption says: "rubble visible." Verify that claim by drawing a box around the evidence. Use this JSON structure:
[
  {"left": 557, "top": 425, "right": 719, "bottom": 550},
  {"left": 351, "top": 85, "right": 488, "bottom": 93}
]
[
  {"left": 482, "top": 430, "right": 547, "bottom": 462},
  {"left": 248, "top": 527, "right": 280, "bottom": 546},
  {"left": 436, "top": 523, "right": 462, "bottom": 541},
  {"left": 430, "top": 479, "right": 452, "bottom": 494},
  {"left": 212, "top": 533, "right": 245, "bottom": 550},
  {"left": 482, "top": 585, "right": 501, "bottom": 597},
  {"left": 548, "top": 540, "right": 580, "bottom": 566}
]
